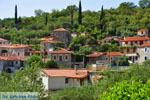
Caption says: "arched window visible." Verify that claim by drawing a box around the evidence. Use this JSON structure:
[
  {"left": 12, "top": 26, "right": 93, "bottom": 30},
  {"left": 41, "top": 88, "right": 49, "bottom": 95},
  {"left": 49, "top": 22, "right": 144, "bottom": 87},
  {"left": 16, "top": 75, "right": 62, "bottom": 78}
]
[{"left": 145, "top": 56, "right": 147, "bottom": 61}]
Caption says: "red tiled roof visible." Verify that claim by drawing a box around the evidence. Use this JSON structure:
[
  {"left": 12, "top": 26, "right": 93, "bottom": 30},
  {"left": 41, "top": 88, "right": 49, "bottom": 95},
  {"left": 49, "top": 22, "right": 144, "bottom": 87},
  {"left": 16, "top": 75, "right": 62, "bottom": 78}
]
[
  {"left": 87, "top": 53, "right": 104, "bottom": 58},
  {"left": 41, "top": 69, "right": 91, "bottom": 78},
  {"left": 51, "top": 49, "right": 73, "bottom": 54},
  {"left": 40, "top": 40, "right": 57, "bottom": 44},
  {"left": 96, "top": 76, "right": 103, "bottom": 79},
  {"left": 138, "top": 42, "right": 150, "bottom": 48},
  {"left": 43, "top": 36, "right": 53, "bottom": 39},
  {"left": 0, "top": 45, "right": 30, "bottom": 49},
  {"left": 68, "top": 74, "right": 87, "bottom": 79},
  {"left": 0, "top": 38, "right": 8, "bottom": 42},
  {"left": 0, "top": 56, "right": 25, "bottom": 61},
  {"left": 120, "top": 37, "right": 149, "bottom": 42},
  {"left": 138, "top": 29, "right": 148, "bottom": 32},
  {"left": 53, "top": 28, "right": 69, "bottom": 32},
  {"left": 105, "top": 52, "right": 123, "bottom": 56}
]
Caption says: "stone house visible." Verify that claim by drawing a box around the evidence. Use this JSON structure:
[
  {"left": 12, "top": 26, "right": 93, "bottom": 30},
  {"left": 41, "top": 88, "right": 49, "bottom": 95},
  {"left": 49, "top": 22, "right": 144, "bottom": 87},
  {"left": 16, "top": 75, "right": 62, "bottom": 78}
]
[
  {"left": 137, "top": 29, "right": 149, "bottom": 37},
  {"left": 137, "top": 42, "right": 150, "bottom": 64},
  {"left": 40, "top": 69, "right": 97, "bottom": 90},
  {"left": 87, "top": 52, "right": 123, "bottom": 66},
  {"left": 40, "top": 40, "right": 64, "bottom": 58},
  {"left": 102, "top": 36, "right": 122, "bottom": 45},
  {"left": 0, "top": 38, "right": 9, "bottom": 45},
  {"left": 51, "top": 49, "right": 73, "bottom": 67},
  {"left": 0, "top": 45, "right": 32, "bottom": 59},
  {"left": 52, "top": 28, "right": 71, "bottom": 47},
  {"left": 51, "top": 49, "right": 84, "bottom": 68},
  {"left": 120, "top": 37, "right": 149, "bottom": 63},
  {"left": 0, "top": 56, "right": 24, "bottom": 73}
]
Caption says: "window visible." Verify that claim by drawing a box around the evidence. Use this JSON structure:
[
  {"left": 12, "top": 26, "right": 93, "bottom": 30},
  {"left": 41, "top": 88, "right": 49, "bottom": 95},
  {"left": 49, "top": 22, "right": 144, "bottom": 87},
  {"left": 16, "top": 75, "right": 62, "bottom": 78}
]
[
  {"left": 16, "top": 61, "right": 18, "bottom": 64},
  {"left": 18, "top": 53, "right": 20, "bottom": 56},
  {"left": 65, "top": 56, "right": 68, "bottom": 59},
  {"left": 59, "top": 56, "right": 62, "bottom": 61},
  {"left": 39, "top": 78, "right": 42, "bottom": 82},
  {"left": 145, "top": 56, "right": 147, "bottom": 61},
  {"left": 54, "top": 56, "right": 56, "bottom": 59},
  {"left": 145, "top": 48, "right": 148, "bottom": 52},
  {"left": 65, "top": 78, "right": 68, "bottom": 84}
]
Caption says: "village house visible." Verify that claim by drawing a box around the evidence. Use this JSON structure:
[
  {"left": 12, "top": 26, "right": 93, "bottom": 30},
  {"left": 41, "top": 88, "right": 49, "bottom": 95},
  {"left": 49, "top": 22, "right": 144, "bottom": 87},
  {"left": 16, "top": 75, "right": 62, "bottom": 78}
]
[
  {"left": 39, "top": 36, "right": 53, "bottom": 41},
  {"left": 0, "top": 45, "right": 32, "bottom": 59},
  {"left": 102, "top": 36, "right": 122, "bottom": 45},
  {"left": 51, "top": 49, "right": 84, "bottom": 68},
  {"left": 0, "top": 38, "right": 9, "bottom": 45},
  {"left": 40, "top": 69, "right": 97, "bottom": 90},
  {"left": 137, "top": 29, "right": 149, "bottom": 37},
  {"left": 24, "top": 51, "right": 42, "bottom": 59},
  {"left": 137, "top": 42, "right": 150, "bottom": 64},
  {"left": 87, "top": 52, "right": 123, "bottom": 66},
  {"left": 120, "top": 37, "right": 149, "bottom": 63},
  {"left": 40, "top": 40, "right": 64, "bottom": 58},
  {"left": 0, "top": 56, "right": 24, "bottom": 73},
  {"left": 52, "top": 28, "right": 71, "bottom": 47}
]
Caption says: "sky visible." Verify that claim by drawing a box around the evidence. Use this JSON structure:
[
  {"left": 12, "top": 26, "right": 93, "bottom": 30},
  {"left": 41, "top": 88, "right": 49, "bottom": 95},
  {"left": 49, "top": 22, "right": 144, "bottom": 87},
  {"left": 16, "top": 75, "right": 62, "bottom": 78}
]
[{"left": 0, "top": 0, "right": 139, "bottom": 19}]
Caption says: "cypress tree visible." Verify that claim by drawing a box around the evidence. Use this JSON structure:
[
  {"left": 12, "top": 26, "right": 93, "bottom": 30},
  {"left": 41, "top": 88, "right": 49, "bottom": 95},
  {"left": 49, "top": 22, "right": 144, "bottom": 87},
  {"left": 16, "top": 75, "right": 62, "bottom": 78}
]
[
  {"left": 70, "top": 5, "right": 74, "bottom": 25},
  {"left": 100, "top": 5, "right": 104, "bottom": 30},
  {"left": 15, "top": 5, "right": 18, "bottom": 24},
  {"left": 100, "top": 5, "right": 104, "bottom": 20},
  {"left": 45, "top": 13, "right": 48, "bottom": 25},
  {"left": 78, "top": 0, "right": 82, "bottom": 25}
]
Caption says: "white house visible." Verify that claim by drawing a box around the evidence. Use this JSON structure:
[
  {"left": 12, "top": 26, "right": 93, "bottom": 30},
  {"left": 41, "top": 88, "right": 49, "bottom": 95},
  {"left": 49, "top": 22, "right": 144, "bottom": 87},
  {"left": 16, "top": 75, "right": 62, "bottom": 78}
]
[
  {"left": 40, "top": 69, "right": 93, "bottom": 90},
  {"left": 0, "top": 56, "right": 24, "bottom": 73}
]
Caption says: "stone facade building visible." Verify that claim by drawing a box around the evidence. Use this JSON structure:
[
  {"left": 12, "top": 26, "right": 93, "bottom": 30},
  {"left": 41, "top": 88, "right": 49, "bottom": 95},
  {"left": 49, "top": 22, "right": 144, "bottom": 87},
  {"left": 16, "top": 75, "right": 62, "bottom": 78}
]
[
  {"left": 120, "top": 37, "right": 149, "bottom": 63},
  {"left": 87, "top": 52, "right": 123, "bottom": 66},
  {"left": 137, "top": 42, "right": 150, "bottom": 64},
  {"left": 0, "top": 38, "right": 9, "bottom": 45},
  {"left": 52, "top": 28, "right": 71, "bottom": 47},
  {"left": 51, "top": 49, "right": 73, "bottom": 67},
  {"left": 137, "top": 29, "right": 149, "bottom": 37}
]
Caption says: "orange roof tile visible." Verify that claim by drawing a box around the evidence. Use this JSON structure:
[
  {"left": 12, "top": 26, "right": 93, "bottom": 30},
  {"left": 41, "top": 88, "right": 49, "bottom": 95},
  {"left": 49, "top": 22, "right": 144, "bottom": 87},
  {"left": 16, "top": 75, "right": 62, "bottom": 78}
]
[
  {"left": 0, "top": 56, "right": 25, "bottom": 61},
  {"left": 68, "top": 74, "right": 87, "bottom": 79},
  {"left": 121, "top": 37, "right": 149, "bottom": 42},
  {"left": 96, "top": 76, "right": 103, "bottom": 79},
  {"left": 0, "top": 45, "right": 30, "bottom": 49},
  {"left": 43, "top": 36, "right": 53, "bottom": 39},
  {"left": 51, "top": 49, "right": 73, "bottom": 54},
  {"left": 41, "top": 69, "right": 90, "bottom": 78},
  {"left": 138, "top": 29, "right": 148, "bottom": 32},
  {"left": 40, "top": 40, "right": 58, "bottom": 44},
  {"left": 105, "top": 52, "right": 123, "bottom": 56},
  {"left": 87, "top": 53, "right": 104, "bottom": 58},
  {"left": 138, "top": 42, "right": 150, "bottom": 48},
  {"left": 0, "top": 38, "right": 8, "bottom": 42},
  {"left": 53, "top": 28, "right": 69, "bottom": 32}
]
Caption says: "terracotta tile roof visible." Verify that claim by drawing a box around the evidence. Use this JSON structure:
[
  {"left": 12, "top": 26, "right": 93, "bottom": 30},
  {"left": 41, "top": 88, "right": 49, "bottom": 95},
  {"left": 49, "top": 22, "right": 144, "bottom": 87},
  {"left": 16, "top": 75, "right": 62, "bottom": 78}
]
[
  {"left": 120, "top": 37, "right": 149, "bottom": 42},
  {"left": 40, "top": 40, "right": 58, "bottom": 44},
  {"left": 138, "top": 42, "right": 150, "bottom": 48},
  {"left": 0, "top": 45, "right": 30, "bottom": 49},
  {"left": 51, "top": 49, "right": 73, "bottom": 54},
  {"left": 68, "top": 74, "right": 87, "bottom": 79},
  {"left": 25, "top": 51, "right": 41, "bottom": 54},
  {"left": 138, "top": 29, "right": 148, "bottom": 32},
  {"left": 0, "top": 38, "right": 9, "bottom": 42},
  {"left": 41, "top": 69, "right": 91, "bottom": 78},
  {"left": 0, "top": 56, "right": 25, "bottom": 61},
  {"left": 53, "top": 28, "right": 69, "bottom": 32},
  {"left": 96, "top": 76, "right": 103, "bottom": 79},
  {"left": 105, "top": 52, "right": 123, "bottom": 56},
  {"left": 87, "top": 53, "right": 104, "bottom": 58},
  {"left": 44, "top": 36, "right": 53, "bottom": 39}
]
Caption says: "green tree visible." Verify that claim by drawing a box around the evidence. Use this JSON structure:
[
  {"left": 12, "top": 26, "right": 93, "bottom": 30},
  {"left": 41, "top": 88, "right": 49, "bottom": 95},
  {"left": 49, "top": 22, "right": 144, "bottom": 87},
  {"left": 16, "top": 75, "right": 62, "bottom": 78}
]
[
  {"left": 78, "top": 0, "right": 82, "bottom": 25},
  {"left": 25, "top": 55, "right": 43, "bottom": 67},
  {"left": 77, "top": 46, "right": 93, "bottom": 55},
  {"left": 117, "top": 55, "right": 129, "bottom": 66},
  {"left": 34, "top": 9, "right": 44, "bottom": 16},
  {"left": 139, "top": 0, "right": 150, "bottom": 8},
  {"left": 44, "top": 60, "right": 58, "bottom": 68},
  {"left": 45, "top": 13, "right": 48, "bottom": 25},
  {"left": 15, "top": 5, "right": 18, "bottom": 24},
  {"left": 70, "top": 5, "right": 74, "bottom": 25}
]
